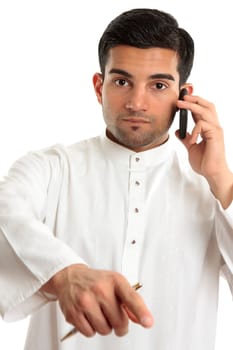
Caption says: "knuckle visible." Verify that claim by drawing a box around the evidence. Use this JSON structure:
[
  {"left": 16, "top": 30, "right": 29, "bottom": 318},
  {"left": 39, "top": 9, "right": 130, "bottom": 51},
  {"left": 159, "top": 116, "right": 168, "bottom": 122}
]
[
  {"left": 114, "top": 325, "right": 129, "bottom": 337},
  {"left": 62, "top": 307, "right": 76, "bottom": 324},
  {"left": 98, "top": 327, "right": 112, "bottom": 336},
  {"left": 92, "top": 281, "right": 106, "bottom": 297},
  {"left": 209, "top": 101, "right": 215, "bottom": 110},
  {"left": 78, "top": 292, "right": 93, "bottom": 310},
  {"left": 112, "top": 313, "right": 128, "bottom": 330},
  {"left": 76, "top": 326, "right": 95, "bottom": 338},
  {"left": 64, "top": 312, "right": 73, "bottom": 324},
  {"left": 73, "top": 319, "right": 96, "bottom": 338},
  {"left": 82, "top": 329, "right": 96, "bottom": 338},
  {"left": 112, "top": 272, "right": 129, "bottom": 293},
  {"left": 115, "top": 271, "right": 126, "bottom": 283}
]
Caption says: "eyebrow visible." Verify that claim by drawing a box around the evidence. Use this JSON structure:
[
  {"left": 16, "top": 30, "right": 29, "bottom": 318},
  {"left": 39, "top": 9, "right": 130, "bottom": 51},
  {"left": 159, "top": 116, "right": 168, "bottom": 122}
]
[{"left": 108, "top": 68, "right": 175, "bottom": 81}]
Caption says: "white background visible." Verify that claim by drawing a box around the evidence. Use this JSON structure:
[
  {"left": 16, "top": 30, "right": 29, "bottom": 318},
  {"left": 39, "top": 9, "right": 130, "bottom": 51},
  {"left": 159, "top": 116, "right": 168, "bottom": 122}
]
[{"left": 0, "top": 1, "right": 233, "bottom": 349}]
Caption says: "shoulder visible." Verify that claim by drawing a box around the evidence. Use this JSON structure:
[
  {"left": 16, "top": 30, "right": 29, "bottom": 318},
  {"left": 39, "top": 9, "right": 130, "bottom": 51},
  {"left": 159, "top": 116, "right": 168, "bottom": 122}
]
[
  {"left": 27, "top": 135, "right": 103, "bottom": 164},
  {"left": 5, "top": 136, "right": 102, "bottom": 180}
]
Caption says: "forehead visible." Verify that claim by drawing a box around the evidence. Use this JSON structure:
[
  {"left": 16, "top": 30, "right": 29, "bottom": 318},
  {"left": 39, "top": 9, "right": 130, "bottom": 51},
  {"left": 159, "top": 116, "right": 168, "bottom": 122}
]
[{"left": 105, "top": 45, "right": 180, "bottom": 79}]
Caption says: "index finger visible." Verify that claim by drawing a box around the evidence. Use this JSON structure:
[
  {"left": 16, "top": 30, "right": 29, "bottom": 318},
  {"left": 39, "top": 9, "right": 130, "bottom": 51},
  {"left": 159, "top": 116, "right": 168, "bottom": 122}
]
[{"left": 177, "top": 94, "right": 219, "bottom": 125}]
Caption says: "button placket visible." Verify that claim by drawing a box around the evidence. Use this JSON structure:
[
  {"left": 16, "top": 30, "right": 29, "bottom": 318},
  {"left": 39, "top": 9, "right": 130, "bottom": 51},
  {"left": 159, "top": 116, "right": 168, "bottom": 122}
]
[{"left": 122, "top": 155, "right": 146, "bottom": 284}]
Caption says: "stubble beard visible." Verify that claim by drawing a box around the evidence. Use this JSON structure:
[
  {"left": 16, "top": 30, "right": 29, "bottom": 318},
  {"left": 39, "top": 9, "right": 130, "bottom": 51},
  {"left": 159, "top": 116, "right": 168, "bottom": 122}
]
[
  {"left": 107, "top": 124, "right": 170, "bottom": 150},
  {"left": 105, "top": 109, "right": 176, "bottom": 150}
]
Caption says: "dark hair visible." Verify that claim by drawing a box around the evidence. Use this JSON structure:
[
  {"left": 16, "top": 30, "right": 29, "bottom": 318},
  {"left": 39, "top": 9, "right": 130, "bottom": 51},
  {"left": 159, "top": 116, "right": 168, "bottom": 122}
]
[{"left": 98, "top": 8, "right": 194, "bottom": 85}]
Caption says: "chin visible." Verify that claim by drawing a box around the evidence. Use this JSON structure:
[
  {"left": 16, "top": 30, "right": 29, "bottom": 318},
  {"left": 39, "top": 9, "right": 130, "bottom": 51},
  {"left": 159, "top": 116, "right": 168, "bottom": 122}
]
[{"left": 107, "top": 127, "right": 169, "bottom": 149}]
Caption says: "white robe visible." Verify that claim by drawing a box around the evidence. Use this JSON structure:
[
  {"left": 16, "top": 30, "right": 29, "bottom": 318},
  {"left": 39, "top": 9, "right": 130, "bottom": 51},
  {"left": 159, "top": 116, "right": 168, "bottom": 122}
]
[{"left": 0, "top": 134, "right": 233, "bottom": 350}]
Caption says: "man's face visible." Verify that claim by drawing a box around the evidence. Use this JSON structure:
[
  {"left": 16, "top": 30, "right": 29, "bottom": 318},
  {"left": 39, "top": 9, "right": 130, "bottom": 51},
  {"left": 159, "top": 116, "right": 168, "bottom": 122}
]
[{"left": 93, "top": 45, "right": 182, "bottom": 152}]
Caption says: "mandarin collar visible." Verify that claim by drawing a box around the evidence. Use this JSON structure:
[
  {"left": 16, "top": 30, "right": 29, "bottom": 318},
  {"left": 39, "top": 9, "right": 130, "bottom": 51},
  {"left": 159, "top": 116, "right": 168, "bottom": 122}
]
[{"left": 100, "top": 132, "right": 174, "bottom": 167}]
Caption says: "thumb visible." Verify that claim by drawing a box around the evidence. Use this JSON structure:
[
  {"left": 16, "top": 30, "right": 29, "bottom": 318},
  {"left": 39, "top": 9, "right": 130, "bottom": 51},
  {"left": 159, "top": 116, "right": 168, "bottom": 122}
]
[
  {"left": 124, "top": 305, "right": 141, "bottom": 324},
  {"left": 119, "top": 291, "right": 154, "bottom": 328}
]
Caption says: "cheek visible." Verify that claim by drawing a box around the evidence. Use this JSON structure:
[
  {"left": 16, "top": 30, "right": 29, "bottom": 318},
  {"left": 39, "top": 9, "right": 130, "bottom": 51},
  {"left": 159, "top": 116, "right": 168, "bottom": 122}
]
[
  {"left": 162, "top": 99, "right": 177, "bottom": 116},
  {"left": 170, "top": 102, "right": 178, "bottom": 116},
  {"left": 101, "top": 96, "right": 115, "bottom": 123},
  {"left": 102, "top": 92, "right": 122, "bottom": 113}
]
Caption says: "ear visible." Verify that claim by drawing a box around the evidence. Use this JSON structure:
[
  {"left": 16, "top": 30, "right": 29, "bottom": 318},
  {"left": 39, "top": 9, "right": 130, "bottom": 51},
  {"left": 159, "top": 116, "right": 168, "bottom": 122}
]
[
  {"left": 93, "top": 73, "right": 103, "bottom": 104},
  {"left": 180, "top": 83, "right": 193, "bottom": 95}
]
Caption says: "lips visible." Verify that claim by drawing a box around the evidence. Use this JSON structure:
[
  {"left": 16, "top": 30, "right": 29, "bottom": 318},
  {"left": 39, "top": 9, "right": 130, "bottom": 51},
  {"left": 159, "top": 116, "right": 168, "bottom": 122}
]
[{"left": 122, "top": 117, "right": 150, "bottom": 124}]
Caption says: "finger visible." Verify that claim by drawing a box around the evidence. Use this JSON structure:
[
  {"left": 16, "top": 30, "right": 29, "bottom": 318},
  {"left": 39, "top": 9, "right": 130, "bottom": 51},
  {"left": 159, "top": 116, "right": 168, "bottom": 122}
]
[
  {"left": 124, "top": 305, "right": 140, "bottom": 324},
  {"left": 101, "top": 298, "right": 129, "bottom": 336},
  {"left": 183, "top": 94, "right": 212, "bottom": 107},
  {"left": 175, "top": 130, "right": 193, "bottom": 150},
  {"left": 180, "top": 94, "right": 215, "bottom": 111},
  {"left": 84, "top": 304, "right": 113, "bottom": 336},
  {"left": 69, "top": 311, "right": 96, "bottom": 337},
  {"left": 176, "top": 121, "right": 217, "bottom": 147},
  {"left": 177, "top": 95, "right": 219, "bottom": 125},
  {"left": 189, "top": 120, "right": 220, "bottom": 144},
  {"left": 73, "top": 291, "right": 112, "bottom": 336},
  {"left": 115, "top": 283, "right": 154, "bottom": 328}
]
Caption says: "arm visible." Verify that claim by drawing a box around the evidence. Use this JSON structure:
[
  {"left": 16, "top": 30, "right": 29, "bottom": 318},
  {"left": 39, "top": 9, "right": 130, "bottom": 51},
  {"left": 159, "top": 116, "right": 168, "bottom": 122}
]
[
  {"left": 176, "top": 94, "right": 233, "bottom": 209},
  {"left": 0, "top": 148, "right": 84, "bottom": 321},
  {"left": 0, "top": 148, "right": 154, "bottom": 335}
]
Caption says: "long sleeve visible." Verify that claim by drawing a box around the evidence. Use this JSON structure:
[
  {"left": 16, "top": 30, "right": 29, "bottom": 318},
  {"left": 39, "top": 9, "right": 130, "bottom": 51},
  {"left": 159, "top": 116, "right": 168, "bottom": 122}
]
[
  {"left": 0, "top": 147, "right": 85, "bottom": 322},
  {"left": 215, "top": 200, "right": 233, "bottom": 291}
]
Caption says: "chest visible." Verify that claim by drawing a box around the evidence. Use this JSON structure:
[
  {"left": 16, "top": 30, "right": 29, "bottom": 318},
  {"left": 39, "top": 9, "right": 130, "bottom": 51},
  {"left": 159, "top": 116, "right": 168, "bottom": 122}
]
[{"left": 44, "top": 158, "right": 216, "bottom": 279}]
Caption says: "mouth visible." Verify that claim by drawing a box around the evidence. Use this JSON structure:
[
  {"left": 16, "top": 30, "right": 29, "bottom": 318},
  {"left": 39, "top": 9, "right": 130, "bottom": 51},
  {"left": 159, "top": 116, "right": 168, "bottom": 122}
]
[{"left": 122, "top": 117, "right": 151, "bottom": 124}]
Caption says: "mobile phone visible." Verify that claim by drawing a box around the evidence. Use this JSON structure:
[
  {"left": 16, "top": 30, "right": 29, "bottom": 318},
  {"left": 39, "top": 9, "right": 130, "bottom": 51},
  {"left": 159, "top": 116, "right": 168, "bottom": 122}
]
[{"left": 178, "top": 88, "right": 188, "bottom": 139}]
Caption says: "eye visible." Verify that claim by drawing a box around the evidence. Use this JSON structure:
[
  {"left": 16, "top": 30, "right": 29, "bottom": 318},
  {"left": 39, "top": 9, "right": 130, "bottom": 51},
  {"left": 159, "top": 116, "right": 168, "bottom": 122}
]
[
  {"left": 153, "top": 82, "right": 167, "bottom": 90},
  {"left": 115, "top": 79, "right": 129, "bottom": 87}
]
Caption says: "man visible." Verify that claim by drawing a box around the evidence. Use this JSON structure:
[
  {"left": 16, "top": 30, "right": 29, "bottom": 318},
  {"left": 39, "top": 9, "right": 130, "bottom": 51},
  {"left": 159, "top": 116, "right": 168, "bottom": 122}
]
[{"left": 0, "top": 7, "right": 232, "bottom": 350}]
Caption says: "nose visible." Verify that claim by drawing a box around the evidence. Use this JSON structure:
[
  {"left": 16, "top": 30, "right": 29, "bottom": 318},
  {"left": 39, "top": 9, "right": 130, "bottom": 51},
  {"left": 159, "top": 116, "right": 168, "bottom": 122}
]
[{"left": 125, "top": 86, "right": 148, "bottom": 112}]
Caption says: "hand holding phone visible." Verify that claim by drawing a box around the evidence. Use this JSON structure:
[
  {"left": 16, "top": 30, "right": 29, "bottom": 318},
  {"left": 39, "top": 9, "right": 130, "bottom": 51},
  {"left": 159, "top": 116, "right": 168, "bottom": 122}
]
[{"left": 178, "top": 88, "right": 188, "bottom": 139}]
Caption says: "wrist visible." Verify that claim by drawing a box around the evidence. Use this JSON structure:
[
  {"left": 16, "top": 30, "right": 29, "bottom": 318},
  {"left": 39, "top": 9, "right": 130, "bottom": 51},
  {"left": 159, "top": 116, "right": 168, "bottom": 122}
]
[
  {"left": 207, "top": 170, "right": 233, "bottom": 209},
  {"left": 40, "top": 263, "right": 88, "bottom": 296}
]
